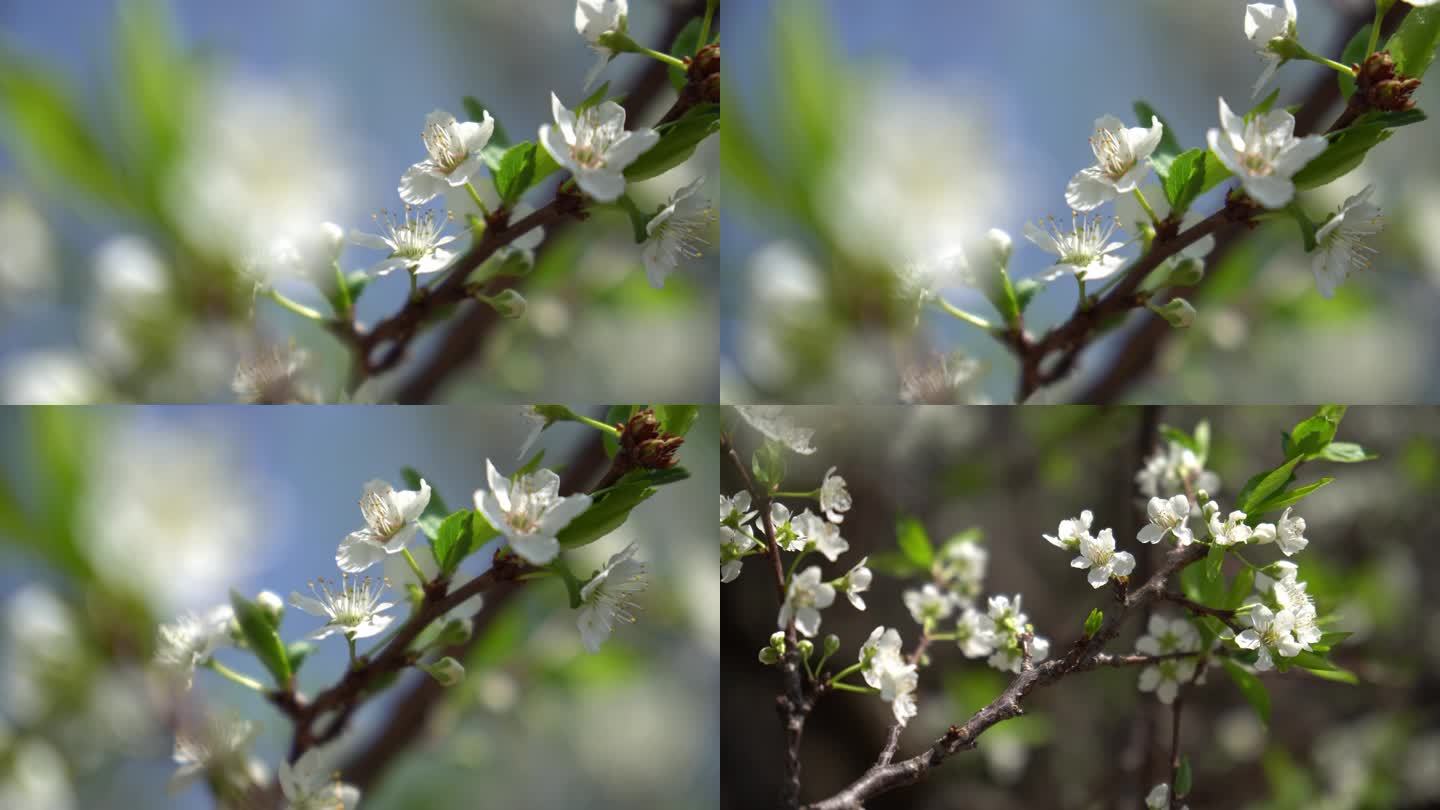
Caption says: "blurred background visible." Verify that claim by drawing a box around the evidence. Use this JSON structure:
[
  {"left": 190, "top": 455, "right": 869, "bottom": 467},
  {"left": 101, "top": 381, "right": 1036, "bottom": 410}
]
[
  {"left": 0, "top": 0, "right": 717, "bottom": 403},
  {"left": 721, "top": 405, "right": 1440, "bottom": 809},
  {"left": 0, "top": 405, "right": 719, "bottom": 809},
  {"left": 722, "top": 0, "right": 1440, "bottom": 403}
]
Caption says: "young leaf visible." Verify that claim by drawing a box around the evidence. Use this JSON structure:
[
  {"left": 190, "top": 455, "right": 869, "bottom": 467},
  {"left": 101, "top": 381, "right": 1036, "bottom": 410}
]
[
  {"left": 463, "top": 96, "right": 509, "bottom": 147},
  {"left": 1163, "top": 148, "right": 1207, "bottom": 215},
  {"left": 1205, "top": 542, "right": 1226, "bottom": 582},
  {"left": 1386, "top": 6, "right": 1440, "bottom": 78},
  {"left": 624, "top": 104, "right": 719, "bottom": 182},
  {"left": 493, "top": 142, "right": 538, "bottom": 205},
  {"left": 1235, "top": 456, "right": 1302, "bottom": 514},
  {"left": 896, "top": 517, "right": 934, "bottom": 568},
  {"left": 668, "top": 17, "right": 704, "bottom": 90},
  {"left": 556, "top": 482, "right": 655, "bottom": 549},
  {"left": 402, "top": 467, "right": 450, "bottom": 541},
  {"left": 1251, "top": 477, "right": 1333, "bottom": 515},
  {"left": 230, "top": 590, "right": 291, "bottom": 687},
  {"left": 657, "top": 405, "right": 700, "bottom": 437},
  {"left": 864, "top": 551, "right": 924, "bottom": 578},
  {"left": 1316, "top": 442, "right": 1375, "bottom": 463},
  {"left": 1083, "top": 608, "right": 1104, "bottom": 637},
  {"left": 431, "top": 510, "right": 477, "bottom": 574},
  {"left": 1287, "top": 405, "right": 1347, "bottom": 457},
  {"left": 1198, "top": 149, "right": 1234, "bottom": 194},
  {"left": 1222, "top": 658, "right": 1271, "bottom": 724},
  {"left": 1293, "top": 128, "right": 1391, "bottom": 190},
  {"left": 286, "top": 641, "right": 314, "bottom": 674},
  {"left": 602, "top": 405, "right": 633, "bottom": 457},
  {"left": 1226, "top": 566, "right": 1255, "bottom": 610},
  {"left": 1176, "top": 755, "right": 1193, "bottom": 797}
]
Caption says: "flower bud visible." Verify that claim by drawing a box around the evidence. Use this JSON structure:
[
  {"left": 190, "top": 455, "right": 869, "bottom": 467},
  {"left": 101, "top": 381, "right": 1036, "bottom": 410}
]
[
  {"left": 422, "top": 656, "right": 466, "bottom": 687},
  {"left": 437, "top": 617, "right": 474, "bottom": 647},
  {"left": 823, "top": 634, "right": 841, "bottom": 656},
  {"left": 758, "top": 646, "right": 781, "bottom": 665},
  {"left": 796, "top": 639, "right": 814, "bottom": 660},
  {"left": 984, "top": 228, "right": 1013, "bottom": 269},
  {"left": 1152, "top": 298, "right": 1195, "bottom": 328},
  {"left": 255, "top": 590, "right": 284, "bottom": 625},
  {"left": 482, "top": 289, "right": 527, "bottom": 319},
  {"left": 1166, "top": 257, "right": 1205, "bottom": 287},
  {"left": 769, "top": 631, "right": 786, "bottom": 652}
]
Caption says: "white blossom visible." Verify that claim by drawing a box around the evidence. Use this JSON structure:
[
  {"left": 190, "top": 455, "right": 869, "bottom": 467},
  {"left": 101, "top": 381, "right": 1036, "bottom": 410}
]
[
  {"left": 1245, "top": 1, "right": 1299, "bottom": 97},
  {"left": 819, "top": 466, "right": 852, "bottom": 523},
  {"left": 350, "top": 207, "right": 458, "bottom": 277},
  {"left": 838, "top": 556, "right": 873, "bottom": 610},
  {"left": 474, "top": 459, "right": 593, "bottom": 565},
  {"left": 770, "top": 502, "right": 806, "bottom": 552},
  {"left": 539, "top": 92, "right": 658, "bottom": 203},
  {"left": 399, "top": 109, "right": 495, "bottom": 205},
  {"left": 0, "top": 192, "right": 55, "bottom": 305},
  {"left": 1147, "top": 783, "right": 1189, "bottom": 810},
  {"left": 955, "top": 606, "right": 997, "bottom": 659},
  {"left": 989, "top": 633, "right": 1050, "bottom": 674},
  {"left": 1312, "top": 185, "right": 1382, "bottom": 298},
  {"left": 232, "top": 345, "right": 314, "bottom": 404},
  {"left": 1271, "top": 571, "right": 1321, "bottom": 650},
  {"left": 1135, "top": 616, "right": 1201, "bottom": 704},
  {"left": 290, "top": 575, "right": 395, "bottom": 641},
  {"left": 860, "top": 627, "right": 919, "bottom": 726},
  {"left": 279, "top": 748, "right": 360, "bottom": 810},
  {"left": 155, "top": 606, "right": 236, "bottom": 688},
  {"left": 721, "top": 491, "right": 759, "bottom": 583},
  {"left": 779, "top": 566, "right": 835, "bottom": 637},
  {"left": 793, "top": 509, "right": 849, "bottom": 562},
  {"left": 575, "top": 0, "right": 629, "bottom": 89},
  {"left": 0, "top": 351, "right": 105, "bottom": 405},
  {"left": 1066, "top": 114, "right": 1165, "bottom": 211},
  {"left": 903, "top": 583, "right": 955, "bottom": 625},
  {"left": 643, "top": 176, "right": 713, "bottom": 288},
  {"left": 733, "top": 405, "right": 817, "bottom": 454},
  {"left": 935, "top": 540, "right": 988, "bottom": 603},
  {"left": 1072, "top": 528, "right": 1136, "bottom": 588},
  {"left": 577, "top": 543, "right": 647, "bottom": 652},
  {"left": 1234, "top": 604, "right": 1301, "bottom": 670},
  {"left": 336, "top": 478, "right": 431, "bottom": 573},
  {"left": 2, "top": 587, "right": 85, "bottom": 722},
  {"left": 1136, "top": 439, "right": 1220, "bottom": 500},
  {"left": 0, "top": 736, "right": 75, "bottom": 810},
  {"left": 1024, "top": 213, "right": 1127, "bottom": 281},
  {"left": 1208, "top": 507, "right": 1266, "bottom": 546},
  {"left": 1043, "top": 510, "right": 1093, "bottom": 551},
  {"left": 1138, "top": 495, "right": 1193, "bottom": 545},
  {"left": 1207, "top": 97, "right": 1325, "bottom": 209},
  {"left": 169, "top": 716, "right": 258, "bottom": 795},
  {"left": 246, "top": 221, "right": 345, "bottom": 285}
]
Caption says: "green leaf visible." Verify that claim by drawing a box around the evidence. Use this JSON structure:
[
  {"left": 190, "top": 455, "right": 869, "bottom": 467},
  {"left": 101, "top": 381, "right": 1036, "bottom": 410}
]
[
  {"left": 1198, "top": 149, "right": 1234, "bottom": 194},
  {"left": 576, "top": 81, "right": 611, "bottom": 115},
  {"left": 1226, "top": 566, "right": 1256, "bottom": 610},
  {"left": 1205, "top": 542, "right": 1226, "bottom": 582},
  {"left": 624, "top": 103, "right": 719, "bottom": 181},
  {"left": 667, "top": 17, "right": 704, "bottom": 89},
  {"left": 1236, "top": 456, "right": 1302, "bottom": 514},
  {"left": 1303, "top": 664, "right": 1360, "bottom": 685},
  {"left": 896, "top": 517, "right": 934, "bottom": 568},
  {"left": 1159, "top": 424, "right": 1200, "bottom": 455},
  {"left": 463, "top": 96, "right": 509, "bottom": 147},
  {"left": 286, "top": 641, "right": 315, "bottom": 674},
  {"left": 556, "top": 482, "right": 655, "bottom": 549},
  {"left": 1251, "top": 477, "right": 1334, "bottom": 514},
  {"left": 657, "top": 405, "right": 700, "bottom": 437},
  {"left": 1083, "top": 608, "right": 1103, "bottom": 637},
  {"left": 616, "top": 194, "right": 652, "bottom": 244},
  {"left": 115, "top": 0, "right": 193, "bottom": 194},
  {"left": 1013, "top": 278, "right": 1041, "bottom": 312},
  {"left": 1387, "top": 6, "right": 1440, "bottom": 78},
  {"left": 431, "top": 510, "right": 481, "bottom": 574},
  {"left": 1248, "top": 89, "right": 1281, "bottom": 119},
  {"left": 865, "top": 551, "right": 924, "bottom": 578},
  {"left": 230, "top": 590, "right": 291, "bottom": 687},
  {"left": 1338, "top": 24, "right": 1371, "bottom": 99},
  {"left": 493, "top": 141, "right": 538, "bottom": 205},
  {"left": 1287, "top": 405, "right": 1347, "bottom": 458},
  {"left": 402, "top": 467, "right": 450, "bottom": 542},
  {"left": 602, "top": 405, "right": 633, "bottom": 458},
  {"left": 1317, "top": 442, "right": 1375, "bottom": 463},
  {"left": 1163, "top": 148, "right": 1207, "bottom": 215},
  {"left": 1222, "top": 658, "right": 1271, "bottom": 724},
  {"left": 1293, "top": 128, "right": 1391, "bottom": 190},
  {"left": 1176, "top": 755, "right": 1193, "bottom": 797},
  {"left": 751, "top": 441, "right": 786, "bottom": 489},
  {"left": 1134, "top": 101, "right": 1182, "bottom": 177}
]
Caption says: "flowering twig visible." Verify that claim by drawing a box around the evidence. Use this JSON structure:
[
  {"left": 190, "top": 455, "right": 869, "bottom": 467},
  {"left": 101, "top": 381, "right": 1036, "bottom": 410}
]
[{"left": 805, "top": 543, "right": 1208, "bottom": 810}]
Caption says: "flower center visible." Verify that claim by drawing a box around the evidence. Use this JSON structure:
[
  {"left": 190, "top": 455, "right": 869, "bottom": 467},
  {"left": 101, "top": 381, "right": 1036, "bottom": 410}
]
[
  {"left": 379, "top": 208, "right": 448, "bottom": 259},
  {"left": 570, "top": 144, "right": 605, "bottom": 170},
  {"left": 423, "top": 122, "right": 467, "bottom": 173},
  {"left": 1091, "top": 129, "right": 1134, "bottom": 179},
  {"left": 360, "top": 490, "right": 402, "bottom": 536}
]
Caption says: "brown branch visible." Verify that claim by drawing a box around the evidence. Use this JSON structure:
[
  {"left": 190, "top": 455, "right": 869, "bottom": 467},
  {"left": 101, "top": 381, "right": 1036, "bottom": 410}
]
[
  {"left": 805, "top": 543, "right": 1208, "bottom": 810},
  {"left": 387, "top": 1, "right": 710, "bottom": 403},
  {"left": 1076, "top": 4, "right": 1411, "bottom": 403},
  {"left": 1159, "top": 591, "right": 1243, "bottom": 631}
]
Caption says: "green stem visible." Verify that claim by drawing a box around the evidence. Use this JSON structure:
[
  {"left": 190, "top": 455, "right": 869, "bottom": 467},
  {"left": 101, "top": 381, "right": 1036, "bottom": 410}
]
[
  {"left": 331, "top": 262, "right": 352, "bottom": 315},
  {"left": 205, "top": 659, "right": 264, "bottom": 691},
  {"left": 829, "top": 682, "right": 880, "bottom": 695},
  {"left": 936, "top": 297, "right": 994, "bottom": 331},
  {"left": 826, "top": 662, "right": 866, "bottom": 688},
  {"left": 401, "top": 547, "right": 429, "bottom": 585},
  {"left": 635, "top": 45, "right": 688, "bottom": 70},
  {"left": 698, "top": 0, "right": 717, "bottom": 51},
  {"left": 1132, "top": 187, "right": 1161, "bottom": 227},
  {"left": 346, "top": 634, "right": 359, "bottom": 669},
  {"left": 575, "top": 414, "right": 622, "bottom": 436},
  {"left": 1074, "top": 273, "right": 1090, "bottom": 311},
  {"left": 773, "top": 489, "right": 820, "bottom": 499},
  {"left": 465, "top": 182, "right": 492, "bottom": 219},
  {"left": 1367, "top": 3, "right": 1385, "bottom": 58},
  {"left": 407, "top": 270, "right": 419, "bottom": 302},
  {"left": 786, "top": 548, "right": 811, "bottom": 582},
  {"left": 265, "top": 288, "right": 325, "bottom": 321},
  {"left": 1298, "top": 44, "right": 1357, "bottom": 77}
]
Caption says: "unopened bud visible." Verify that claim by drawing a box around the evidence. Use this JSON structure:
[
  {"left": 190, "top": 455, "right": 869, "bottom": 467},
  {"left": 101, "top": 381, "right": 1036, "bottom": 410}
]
[
  {"left": 769, "top": 631, "right": 786, "bottom": 652},
  {"left": 822, "top": 634, "right": 840, "bottom": 656},
  {"left": 1152, "top": 298, "right": 1196, "bottom": 328},
  {"left": 796, "top": 639, "right": 814, "bottom": 660},
  {"left": 482, "top": 289, "right": 527, "bottom": 319},
  {"left": 1167, "top": 258, "right": 1205, "bottom": 287},
  {"left": 437, "top": 617, "right": 473, "bottom": 647},
  {"left": 255, "top": 590, "right": 284, "bottom": 625},
  {"left": 422, "top": 656, "right": 466, "bottom": 687},
  {"left": 985, "top": 228, "right": 1013, "bottom": 269},
  {"left": 759, "top": 646, "right": 781, "bottom": 665}
]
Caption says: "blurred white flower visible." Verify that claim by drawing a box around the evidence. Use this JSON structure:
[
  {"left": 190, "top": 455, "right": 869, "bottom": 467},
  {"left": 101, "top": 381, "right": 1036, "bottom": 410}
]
[
  {"left": 0, "top": 735, "right": 75, "bottom": 810},
  {"left": 399, "top": 109, "right": 495, "bottom": 205},
  {"left": 350, "top": 207, "right": 458, "bottom": 277},
  {"left": 720, "top": 491, "right": 759, "bottom": 583},
  {"left": 899, "top": 351, "right": 984, "bottom": 405},
  {"left": 540, "top": 92, "right": 658, "bottom": 203},
  {"left": 1146, "top": 783, "right": 1189, "bottom": 810},
  {"left": 1136, "top": 439, "right": 1220, "bottom": 500},
  {"left": 232, "top": 345, "right": 314, "bottom": 404},
  {"left": 733, "top": 405, "right": 816, "bottom": 454},
  {"left": 1138, "top": 495, "right": 1193, "bottom": 545},
  {"left": 575, "top": 0, "right": 629, "bottom": 89},
  {"left": 792, "top": 509, "right": 848, "bottom": 562},
  {"left": 290, "top": 575, "right": 395, "bottom": 641},
  {"left": 821, "top": 81, "right": 1008, "bottom": 269},
  {"left": 84, "top": 423, "right": 263, "bottom": 609},
  {"left": 936, "top": 540, "right": 987, "bottom": 603},
  {"left": 819, "top": 466, "right": 851, "bottom": 523},
  {"left": 1025, "top": 213, "right": 1127, "bottom": 281},
  {"left": 0, "top": 192, "right": 55, "bottom": 305},
  {"left": 474, "top": 459, "right": 592, "bottom": 565},
  {"left": 956, "top": 606, "right": 997, "bottom": 658},
  {"left": 169, "top": 716, "right": 258, "bottom": 795},
  {"left": 247, "top": 221, "right": 345, "bottom": 285},
  {"left": 1312, "top": 185, "right": 1382, "bottom": 299},
  {"left": 1135, "top": 615, "right": 1201, "bottom": 704},
  {"left": 1234, "top": 604, "right": 1301, "bottom": 670},
  {"left": 1207, "top": 97, "right": 1325, "bottom": 208},
  {"left": 838, "top": 556, "right": 872, "bottom": 610},
  {"left": 336, "top": 478, "right": 431, "bottom": 574},
  {"left": 1073, "top": 528, "right": 1135, "bottom": 588},
  {"left": 860, "top": 626, "right": 919, "bottom": 725},
  {"left": 642, "top": 176, "right": 713, "bottom": 288},
  {"left": 1, "top": 586, "right": 84, "bottom": 722},
  {"left": 577, "top": 542, "right": 647, "bottom": 652},
  {"left": 155, "top": 605, "right": 235, "bottom": 689},
  {"left": 167, "top": 78, "right": 354, "bottom": 270},
  {"left": 1066, "top": 114, "right": 1165, "bottom": 211},
  {"left": 778, "top": 566, "right": 834, "bottom": 637},
  {"left": 1245, "top": 1, "right": 1298, "bottom": 97},
  {"left": 0, "top": 351, "right": 105, "bottom": 404},
  {"left": 903, "top": 583, "right": 955, "bottom": 625},
  {"left": 279, "top": 747, "right": 360, "bottom": 810}
]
